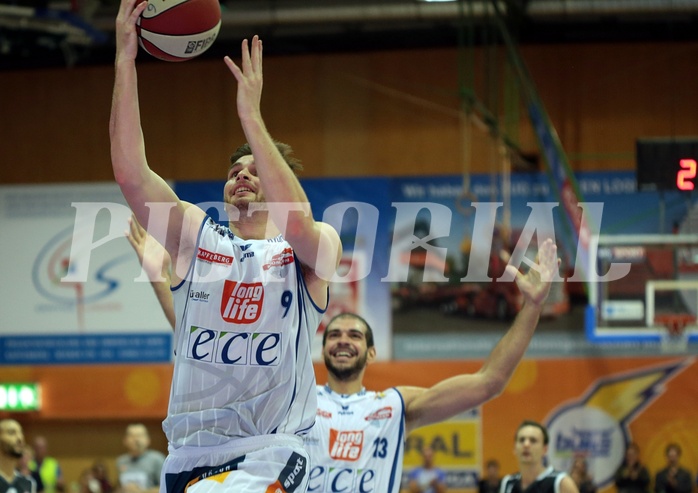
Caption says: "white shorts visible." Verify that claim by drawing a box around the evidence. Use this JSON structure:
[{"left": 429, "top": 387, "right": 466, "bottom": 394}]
[{"left": 161, "top": 435, "right": 309, "bottom": 493}]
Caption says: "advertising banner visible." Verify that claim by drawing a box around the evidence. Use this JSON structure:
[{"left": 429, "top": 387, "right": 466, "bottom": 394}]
[
  {"left": 1, "top": 173, "right": 693, "bottom": 364},
  {"left": 0, "top": 184, "right": 172, "bottom": 365}
]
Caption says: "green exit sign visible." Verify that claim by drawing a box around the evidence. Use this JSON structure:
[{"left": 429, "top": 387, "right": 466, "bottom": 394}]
[{"left": 0, "top": 383, "right": 41, "bottom": 411}]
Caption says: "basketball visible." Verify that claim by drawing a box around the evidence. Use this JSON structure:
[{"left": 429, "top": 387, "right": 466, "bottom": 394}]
[{"left": 137, "top": 0, "right": 222, "bottom": 62}]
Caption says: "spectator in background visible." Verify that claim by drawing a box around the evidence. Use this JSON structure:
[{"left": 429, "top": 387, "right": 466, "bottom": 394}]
[
  {"left": 478, "top": 459, "right": 502, "bottom": 493},
  {"left": 408, "top": 446, "right": 447, "bottom": 493},
  {"left": 18, "top": 446, "right": 43, "bottom": 493},
  {"left": 654, "top": 443, "right": 692, "bottom": 493},
  {"left": 76, "top": 468, "right": 101, "bottom": 493},
  {"left": 90, "top": 461, "right": 113, "bottom": 493},
  {"left": 569, "top": 455, "right": 596, "bottom": 493},
  {"left": 30, "top": 436, "right": 64, "bottom": 493},
  {"left": 0, "top": 419, "right": 35, "bottom": 493},
  {"left": 615, "top": 442, "right": 650, "bottom": 493},
  {"left": 116, "top": 424, "right": 164, "bottom": 493}
]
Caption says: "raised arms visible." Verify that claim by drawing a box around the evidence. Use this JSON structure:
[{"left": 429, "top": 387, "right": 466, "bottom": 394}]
[
  {"left": 223, "top": 36, "right": 342, "bottom": 302},
  {"left": 110, "top": 0, "right": 203, "bottom": 283},
  {"left": 399, "top": 239, "right": 560, "bottom": 433}
]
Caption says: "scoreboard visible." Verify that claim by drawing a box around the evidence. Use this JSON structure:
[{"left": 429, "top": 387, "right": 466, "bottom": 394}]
[{"left": 636, "top": 138, "right": 698, "bottom": 191}]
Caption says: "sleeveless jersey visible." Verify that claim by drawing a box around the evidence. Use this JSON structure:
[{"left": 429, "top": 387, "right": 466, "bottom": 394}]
[
  {"left": 0, "top": 473, "right": 35, "bottom": 493},
  {"left": 163, "top": 217, "right": 325, "bottom": 448},
  {"left": 501, "top": 466, "right": 568, "bottom": 493},
  {"left": 304, "top": 385, "right": 406, "bottom": 493}
]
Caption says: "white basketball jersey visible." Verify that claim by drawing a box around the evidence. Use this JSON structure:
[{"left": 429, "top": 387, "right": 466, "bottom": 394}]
[
  {"left": 164, "top": 218, "right": 324, "bottom": 448},
  {"left": 304, "top": 385, "right": 406, "bottom": 493}
]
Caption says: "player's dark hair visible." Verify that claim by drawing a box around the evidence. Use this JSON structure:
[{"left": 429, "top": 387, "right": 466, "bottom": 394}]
[
  {"left": 229, "top": 141, "right": 303, "bottom": 174},
  {"left": 515, "top": 419, "right": 549, "bottom": 445},
  {"left": 322, "top": 313, "right": 375, "bottom": 349}
]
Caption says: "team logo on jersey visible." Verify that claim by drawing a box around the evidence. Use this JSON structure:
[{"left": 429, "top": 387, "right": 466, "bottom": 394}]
[
  {"left": 338, "top": 404, "right": 353, "bottom": 416},
  {"left": 212, "top": 221, "right": 235, "bottom": 239},
  {"left": 329, "top": 429, "right": 363, "bottom": 461},
  {"left": 239, "top": 244, "right": 255, "bottom": 263},
  {"left": 221, "top": 281, "right": 264, "bottom": 323},
  {"left": 197, "top": 247, "right": 233, "bottom": 265},
  {"left": 263, "top": 248, "right": 294, "bottom": 273},
  {"left": 365, "top": 406, "right": 393, "bottom": 421},
  {"left": 317, "top": 409, "right": 332, "bottom": 418}
]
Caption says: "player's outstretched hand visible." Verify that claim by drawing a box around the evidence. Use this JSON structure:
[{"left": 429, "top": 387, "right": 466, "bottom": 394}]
[
  {"left": 504, "top": 238, "right": 560, "bottom": 307},
  {"left": 223, "top": 35, "right": 263, "bottom": 123},
  {"left": 115, "top": 0, "right": 147, "bottom": 62}
]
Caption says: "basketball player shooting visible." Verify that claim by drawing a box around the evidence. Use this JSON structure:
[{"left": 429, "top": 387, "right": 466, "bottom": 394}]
[{"left": 111, "top": 0, "right": 342, "bottom": 492}]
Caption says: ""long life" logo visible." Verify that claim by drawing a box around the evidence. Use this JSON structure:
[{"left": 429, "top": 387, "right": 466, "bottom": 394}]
[{"left": 221, "top": 281, "right": 264, "bottom": 323}]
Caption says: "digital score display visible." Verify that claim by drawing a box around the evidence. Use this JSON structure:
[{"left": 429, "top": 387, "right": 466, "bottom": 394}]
[
  {"left": 678, "top": 159, "right": 697, "bottom": 191},
  {"left": 636, "top": 138, "right": 698, "bottom": 192}
]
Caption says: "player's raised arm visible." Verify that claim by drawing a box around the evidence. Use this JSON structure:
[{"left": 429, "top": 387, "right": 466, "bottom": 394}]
[
  {"left": 125, "top": 215, "right": 175, "bottom": 330},
  {"left": 110, "top": 0, "right": 203, "bottom": 274},
  {"left": 223, "top": 36, "right": 342, "bottom": 288},
  {"left": 399, "top": 239, "right": 560, "bottom": 434}
]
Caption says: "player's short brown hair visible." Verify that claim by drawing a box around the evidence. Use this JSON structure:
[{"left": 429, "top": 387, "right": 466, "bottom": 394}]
[{"left": 229, "top": 141, "right": 303, "bottom": 175}]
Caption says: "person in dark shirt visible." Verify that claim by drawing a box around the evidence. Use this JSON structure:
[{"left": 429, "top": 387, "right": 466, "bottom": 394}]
[
  {"left": 478, "top": 459, "right": 502, "bottom": 493},
  {"left": 654, "top": 443, "right": 692, "bottom": 493},
  {"left": 615, "top": 442, "right": 650, "bottom": 493},
  {"left": 0, "top": 419, "right": 35, "bottom": 493}
]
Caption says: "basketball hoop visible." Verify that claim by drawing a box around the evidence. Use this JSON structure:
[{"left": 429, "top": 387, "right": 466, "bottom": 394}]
[{"left": 655, "top": 313, "right": 694, "bottom": 353}]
